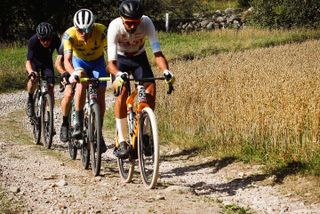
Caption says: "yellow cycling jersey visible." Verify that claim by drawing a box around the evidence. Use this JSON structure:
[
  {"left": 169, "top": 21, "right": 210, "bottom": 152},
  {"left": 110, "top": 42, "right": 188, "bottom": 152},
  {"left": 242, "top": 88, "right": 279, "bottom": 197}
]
[{"left": 63, "top": 23, "right": 107, "bottom": 61}]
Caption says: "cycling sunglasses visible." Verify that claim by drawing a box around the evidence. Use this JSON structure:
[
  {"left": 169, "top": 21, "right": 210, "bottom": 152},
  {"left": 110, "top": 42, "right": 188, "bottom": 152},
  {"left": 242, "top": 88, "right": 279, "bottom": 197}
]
[
  {"left": 123, "top": 18, "right": 141, "bottom": 27},
  {"left": 77, "top": 27, "right": 93, "bottom": 34}
]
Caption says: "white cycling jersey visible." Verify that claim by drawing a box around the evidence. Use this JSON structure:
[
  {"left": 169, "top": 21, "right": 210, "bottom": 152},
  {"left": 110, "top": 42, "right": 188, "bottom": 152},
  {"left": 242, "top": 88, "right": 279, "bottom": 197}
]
[{"left": 107, "top": 15, "right": 161, "bottom": 61}]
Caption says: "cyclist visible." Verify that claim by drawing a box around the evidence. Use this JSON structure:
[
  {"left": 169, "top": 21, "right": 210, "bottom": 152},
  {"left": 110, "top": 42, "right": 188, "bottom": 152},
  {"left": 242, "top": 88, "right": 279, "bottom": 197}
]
[
  {"left": 54, "top": 42, "right": 73, "bottom": 142},
  {"left": 26, "top": 22, "right": 61, "bottom": 118},
  {"left": 107, "top": 0, "right": 175, "bottom": 158},
  {"left": 63, "top": 9, "right": 108, "bottom": 153}
]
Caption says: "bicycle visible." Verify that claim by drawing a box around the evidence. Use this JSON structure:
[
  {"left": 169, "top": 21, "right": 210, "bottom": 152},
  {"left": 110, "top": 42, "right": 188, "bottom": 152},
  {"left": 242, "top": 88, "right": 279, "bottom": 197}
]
[
  {"left": 59, "top": 82, "right": 78, "bottom": 160},
  {"left": 77, "top": 77, "right": 110, "bottom": 176},
  {"left": 114, "top": 76, "right": 174, "bottom": 189},
  {"left": 30, "top": 73, "right": 54, "bottom": 149}
]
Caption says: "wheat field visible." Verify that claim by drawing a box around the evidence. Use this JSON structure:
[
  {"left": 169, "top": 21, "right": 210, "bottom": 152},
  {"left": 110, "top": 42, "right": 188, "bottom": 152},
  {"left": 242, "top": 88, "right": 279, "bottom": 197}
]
[{"left": 156, "top": 40, "right": 320, "bottom": 165}]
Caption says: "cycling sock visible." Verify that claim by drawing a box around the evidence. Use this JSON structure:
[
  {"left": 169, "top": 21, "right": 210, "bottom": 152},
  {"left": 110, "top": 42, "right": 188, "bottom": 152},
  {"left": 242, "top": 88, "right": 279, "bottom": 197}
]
[
  {"left": 62, "top": 116, "right": 69, "bottom": 126},
  {"left": 116, "top": 118, "right": 127, "bottom": 142}
]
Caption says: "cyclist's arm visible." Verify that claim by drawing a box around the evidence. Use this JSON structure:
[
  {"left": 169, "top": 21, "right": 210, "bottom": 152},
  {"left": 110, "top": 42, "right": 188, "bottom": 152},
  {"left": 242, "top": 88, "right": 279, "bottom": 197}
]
[
  {"left": 107, "top": 60, "right": 119, "bottom": 76},
  {"left": 26, "top": 60, "right": 34, "bottom": 75},
  {"left": 55, "top": 55, "right": 65, "bottom": 74},
  {"left": 63, "top": 34, "right": 74, "bottom": 74},
  {"left": 26, "top": 38, "right": 35, "bottom": 75},
  {"left": 154, "top": 51, "right": 169, "bottom": 71},
  {"left": 144, "top": 17, "right": 169, "bottom": 71},
  {"left": 107, "top": 20, "right": 120, "bottom": 76},
  {"left": 64, "top": 52, "right": 74, "bottom": 74}
]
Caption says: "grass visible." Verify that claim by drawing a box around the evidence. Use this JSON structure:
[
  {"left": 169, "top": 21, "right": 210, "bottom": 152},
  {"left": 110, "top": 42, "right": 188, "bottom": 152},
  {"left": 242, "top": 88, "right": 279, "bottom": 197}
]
[
  {"left": 155, "top": 39, "right": 320, "bottom": 176},
  {"left": 2, "top": 28, "right": 320, "bottom": 93},
  {"left": 0, "top": 186, "right": 20, "bottom": 213}
]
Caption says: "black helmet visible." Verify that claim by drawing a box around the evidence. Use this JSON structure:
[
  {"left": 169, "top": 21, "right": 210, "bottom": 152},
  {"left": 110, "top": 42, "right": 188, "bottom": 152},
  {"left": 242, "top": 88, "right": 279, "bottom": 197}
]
[
  {"left": 119, "top": 0, "right": 143, "bottom": 19},
  {"left": 36, "top": 22, "right": 53, "bottom": 40}
]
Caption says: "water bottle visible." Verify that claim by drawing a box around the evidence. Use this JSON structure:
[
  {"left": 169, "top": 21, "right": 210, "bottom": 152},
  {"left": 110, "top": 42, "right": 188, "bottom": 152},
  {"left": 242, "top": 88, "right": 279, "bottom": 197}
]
[{"left": 137, "top": 85, "right": 147, "bottom": 103}]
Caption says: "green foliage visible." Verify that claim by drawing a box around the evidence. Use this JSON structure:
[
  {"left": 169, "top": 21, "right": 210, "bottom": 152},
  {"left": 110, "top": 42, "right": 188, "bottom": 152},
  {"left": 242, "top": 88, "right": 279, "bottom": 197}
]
[
  {"left": 237, "top": 0, "right": 251, "bottom": 8},
  {"left": 250, "top": 0, "right": 320, "bottom": 28}
]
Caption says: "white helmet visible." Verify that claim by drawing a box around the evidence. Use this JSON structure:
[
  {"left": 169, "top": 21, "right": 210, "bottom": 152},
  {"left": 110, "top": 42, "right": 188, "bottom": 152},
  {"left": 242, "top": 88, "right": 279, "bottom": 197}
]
[{"left": 73, "top": 9, "right": 94, "bottom": 32}]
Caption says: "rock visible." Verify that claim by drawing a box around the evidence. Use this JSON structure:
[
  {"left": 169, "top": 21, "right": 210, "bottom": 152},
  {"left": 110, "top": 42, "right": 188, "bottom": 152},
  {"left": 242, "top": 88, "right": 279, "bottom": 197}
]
[
  {"left": 56, "top": 179, "right": 68, "bottom": 187},
  {"left": 164, "top": 185, "right": 192, "bottom": 194},
  {"left": 9, "top": 186, "right": 20, "bottom": 193}
]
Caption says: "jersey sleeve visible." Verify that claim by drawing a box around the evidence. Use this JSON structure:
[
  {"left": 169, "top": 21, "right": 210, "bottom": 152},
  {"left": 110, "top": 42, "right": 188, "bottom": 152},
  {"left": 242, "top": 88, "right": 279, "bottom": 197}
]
[
  {"left": 145, "top": 16, "right": 161, "bottom": 53},
  {"left": 63, "top": 30, "right": 73, "bottom": 55},
  {"left": 107, "top": 20, "right": 118, "bottom": 61},
  {"left": 26, "top": 37, "right": 35, "bottom": 60}
]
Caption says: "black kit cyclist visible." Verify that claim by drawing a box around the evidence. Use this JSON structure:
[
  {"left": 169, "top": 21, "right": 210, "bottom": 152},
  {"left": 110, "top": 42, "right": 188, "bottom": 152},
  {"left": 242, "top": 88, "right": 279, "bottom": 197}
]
[{"left": 26, "top": 22, "right": 61, "bottom": 118}]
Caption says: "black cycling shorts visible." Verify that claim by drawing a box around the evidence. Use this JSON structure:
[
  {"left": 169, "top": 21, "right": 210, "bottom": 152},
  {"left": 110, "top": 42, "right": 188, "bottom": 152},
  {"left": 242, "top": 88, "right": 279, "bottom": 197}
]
[{"left": 116, "top": 51, "right": 155, "bottom": 83}]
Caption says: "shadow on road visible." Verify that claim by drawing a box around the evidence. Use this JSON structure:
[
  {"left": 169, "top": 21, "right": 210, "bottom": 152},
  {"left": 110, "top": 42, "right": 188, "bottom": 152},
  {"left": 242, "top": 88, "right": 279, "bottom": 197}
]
[{"left": 189, "top": 161, "right": 306, "bottom": 196}]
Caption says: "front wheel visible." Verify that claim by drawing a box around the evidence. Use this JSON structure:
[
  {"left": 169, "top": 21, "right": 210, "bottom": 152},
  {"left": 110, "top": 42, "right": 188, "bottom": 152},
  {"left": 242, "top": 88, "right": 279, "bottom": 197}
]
[
  {"left": 138, "top": 107, "right": 160, "bottom": 189},
  {"left": 41, "top": 93, "right": 54, "bottom": 149},
  {"left": 32, "top": 89, "right": 41, "bottom": 145},
  {"left": 89, "top": 103, "right": 102, "bottom": 176}
]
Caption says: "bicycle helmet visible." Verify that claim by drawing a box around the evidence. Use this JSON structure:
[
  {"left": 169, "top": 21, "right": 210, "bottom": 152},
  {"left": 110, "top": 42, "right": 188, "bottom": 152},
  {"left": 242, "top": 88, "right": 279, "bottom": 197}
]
[
  {"left": 36, "top": 22, "right": 53, "bottom": 40},
  {"left": 73, "top": 9, "right": 94, "bottom": 32},
  {"left": 119, "top": 0, "right": 143, "bottom": 19}
]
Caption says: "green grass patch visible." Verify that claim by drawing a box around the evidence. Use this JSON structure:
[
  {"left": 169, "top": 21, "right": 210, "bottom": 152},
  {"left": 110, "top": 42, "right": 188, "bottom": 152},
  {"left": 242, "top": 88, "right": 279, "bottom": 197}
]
[
  {"left": 2, "top": 28, "right": 320, "bottom": 93},
  {"left": 222, "top": 203, "right": 253, "bottom": 214}
]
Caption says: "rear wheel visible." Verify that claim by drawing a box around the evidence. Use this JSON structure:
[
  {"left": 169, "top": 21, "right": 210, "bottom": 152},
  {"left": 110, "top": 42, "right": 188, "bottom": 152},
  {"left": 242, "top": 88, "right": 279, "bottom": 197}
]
[
  {"left": 41, "top": 93, "right": 54, "bottom": 149},
  {"left": 116, "top": 124, "right": 135, "bottom": 183},
  {"left": 32, "top": 89, "right": 41, "bottom": 145},
  {"left": 68, "top": 140, "right": 78, "bottom": 160},
  {"left": 89, "top": 104, "right": 102, "bottom": 176},
  {"left": 138, "top": 107, "right": 159, "bottom": 189}
]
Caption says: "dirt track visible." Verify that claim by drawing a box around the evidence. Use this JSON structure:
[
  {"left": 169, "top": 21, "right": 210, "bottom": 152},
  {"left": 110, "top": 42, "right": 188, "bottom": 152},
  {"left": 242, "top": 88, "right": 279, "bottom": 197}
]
[{"left": 0, "top": 89, "right": 319, "bottom": 213}]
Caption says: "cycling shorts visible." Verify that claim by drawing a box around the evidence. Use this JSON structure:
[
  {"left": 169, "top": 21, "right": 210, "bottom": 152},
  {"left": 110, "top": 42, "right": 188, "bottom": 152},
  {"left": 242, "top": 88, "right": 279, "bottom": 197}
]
[
  {"left": 72, "top": 55, "right": 109, "bottom": 87},
  {"left": 29, "top": 63, "right": 55, "bottom": 84},
  {"left": 115, "top": 51, "right": 155, "bottom": 83}
]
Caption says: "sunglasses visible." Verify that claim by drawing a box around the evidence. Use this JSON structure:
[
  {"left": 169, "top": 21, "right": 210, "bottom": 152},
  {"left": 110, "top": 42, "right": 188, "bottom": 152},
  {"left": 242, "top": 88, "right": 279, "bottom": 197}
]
[
  {"left": 77, "top": 27, "right": 92, "bottom": 34},
  {"left": 123, "top": 19, "right": 141, "bottom": 27}
]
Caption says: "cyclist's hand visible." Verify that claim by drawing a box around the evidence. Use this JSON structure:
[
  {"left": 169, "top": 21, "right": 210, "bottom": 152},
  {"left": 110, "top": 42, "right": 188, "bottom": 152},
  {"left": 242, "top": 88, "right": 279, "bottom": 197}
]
[
  {"left": 69, "top": 70, "right": 81, "bottom": 83},
  {"left": 61, "top": 71, "right": 70, "bottom": 85},
  {"left": 28, "top": 71, "right": 38, "bottom": 81},
  {"left": 163, "top": 69, "right": 175, "bottom": 84},
  {"left": 113, "top": 71, "right": 128, "bottom": 96}
]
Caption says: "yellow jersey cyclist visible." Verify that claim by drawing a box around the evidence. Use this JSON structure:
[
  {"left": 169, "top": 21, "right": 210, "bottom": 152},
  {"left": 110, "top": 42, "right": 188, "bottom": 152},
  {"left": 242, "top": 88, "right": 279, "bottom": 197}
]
[
  {"left": 107, "top": 0, "right": 175, "bottom": 158},
  {"left": 63, "top": 9, "right": 109, "bottom": 153}
]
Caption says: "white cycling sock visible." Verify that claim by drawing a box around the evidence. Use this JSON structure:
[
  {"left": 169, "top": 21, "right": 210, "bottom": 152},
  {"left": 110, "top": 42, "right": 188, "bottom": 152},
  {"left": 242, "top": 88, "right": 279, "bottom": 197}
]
[{"left": 116, "top": 118, "right": 127, "bottom": 143}]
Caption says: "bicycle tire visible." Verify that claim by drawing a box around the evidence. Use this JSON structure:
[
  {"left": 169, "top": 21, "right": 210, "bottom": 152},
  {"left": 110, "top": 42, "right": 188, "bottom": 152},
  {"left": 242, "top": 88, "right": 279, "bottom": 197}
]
[
  {"left": 117, "top": 154, "right": 135, "bottom": 183},
  {"left": 81, "top": 107, "right": 90, "bottom": 169},
  {"left": 41, "top": 93, "right": 54, "bottom": 149},
  {"left": 32, "top": 89, "right": 41, "bottom": 145},
  {"left": 89, "top": 103, "right": 102, "bottom": 176},
  {"left": 68, "top": 103, "right": 77, "bottom": 160},
  {"left": 138, "top": 107, "right": 160, "bottom": 189}
]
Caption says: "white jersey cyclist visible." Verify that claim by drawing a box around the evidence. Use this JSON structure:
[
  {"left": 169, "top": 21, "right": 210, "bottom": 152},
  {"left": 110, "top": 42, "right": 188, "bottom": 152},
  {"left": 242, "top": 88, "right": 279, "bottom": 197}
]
[{"left": 107, "top": 15, "right": 161, "bottom": 60}]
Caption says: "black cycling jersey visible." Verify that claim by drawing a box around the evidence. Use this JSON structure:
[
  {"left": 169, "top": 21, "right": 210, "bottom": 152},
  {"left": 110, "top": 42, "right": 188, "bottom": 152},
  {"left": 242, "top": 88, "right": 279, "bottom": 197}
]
[{"left": 27, "top": 34, "right": 61, "bottom": 69}]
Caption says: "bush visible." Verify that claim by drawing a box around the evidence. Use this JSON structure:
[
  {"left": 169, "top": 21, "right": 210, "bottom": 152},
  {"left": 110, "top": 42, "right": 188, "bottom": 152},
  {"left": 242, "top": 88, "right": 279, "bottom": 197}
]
[
  {"left": 250, "top": 0, "right": 320, "bottom": 28},
  {"left": 238, "top": 0, "right": 251, "bottom": 8}
]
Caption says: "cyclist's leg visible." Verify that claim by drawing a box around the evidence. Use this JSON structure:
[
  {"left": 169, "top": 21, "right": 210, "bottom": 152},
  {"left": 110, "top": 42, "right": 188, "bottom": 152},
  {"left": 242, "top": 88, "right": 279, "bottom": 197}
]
[
  {"left": 114, "top": 56, "right": 132, "bottom": 156},
  {"left": 42, "top": 67, "right": 55, "bottom": 106},
  {"left": 26, "top": 63, "right": 39, "bottom": 117},
  {"left": 132, "top": 52, "right": 156, "bottom": 110},
  {"left": 91, "top": 56, "right": 108, "bottom": 119},
  {"left": 71, "top": 56, "right": 89, "bottom": 138},
  {"left": 60, "top": 84, "right": 73, "bottom": 142}
]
